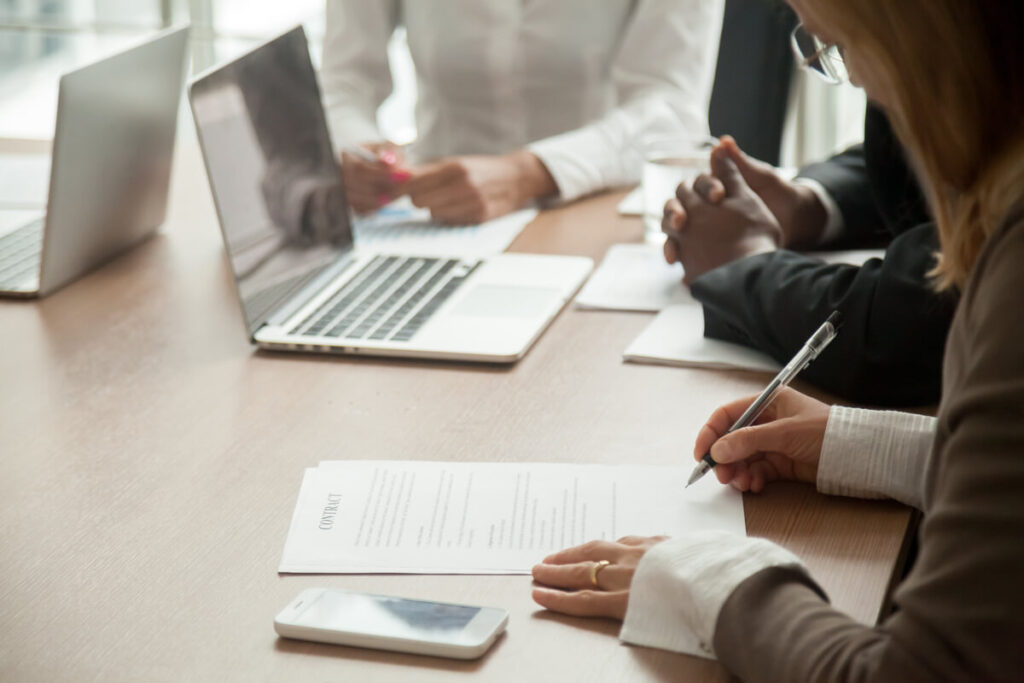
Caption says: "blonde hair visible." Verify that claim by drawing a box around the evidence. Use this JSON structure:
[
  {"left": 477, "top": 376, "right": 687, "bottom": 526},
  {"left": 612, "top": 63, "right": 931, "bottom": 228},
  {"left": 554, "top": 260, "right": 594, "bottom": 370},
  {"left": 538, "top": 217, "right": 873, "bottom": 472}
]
[{"left": 802, "top": 2, "right": 1024, "bottom": 290}]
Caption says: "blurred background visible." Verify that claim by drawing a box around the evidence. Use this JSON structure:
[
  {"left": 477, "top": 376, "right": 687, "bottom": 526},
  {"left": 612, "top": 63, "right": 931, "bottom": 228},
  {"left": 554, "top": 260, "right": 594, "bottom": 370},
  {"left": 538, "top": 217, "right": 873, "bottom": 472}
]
[{"left": 0, "top": 0, "right": 862, "bottom": 167}]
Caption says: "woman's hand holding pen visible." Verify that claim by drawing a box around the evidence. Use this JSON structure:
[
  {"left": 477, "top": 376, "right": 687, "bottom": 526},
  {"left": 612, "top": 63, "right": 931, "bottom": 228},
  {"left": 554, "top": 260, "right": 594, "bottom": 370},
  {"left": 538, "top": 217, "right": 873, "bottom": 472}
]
[
  {"left": 695, "top": 388, "right": 829, "bottom": 493},
  {"left": 532, "top": 388, "right": 829, "bottom": 621},
  {"left": 341, "top": 141, "right": 411, "bottom": 214}
]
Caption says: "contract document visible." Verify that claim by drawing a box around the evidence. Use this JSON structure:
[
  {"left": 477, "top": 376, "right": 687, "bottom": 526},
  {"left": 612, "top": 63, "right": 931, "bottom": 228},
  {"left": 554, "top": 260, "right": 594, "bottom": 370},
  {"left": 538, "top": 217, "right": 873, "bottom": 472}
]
[
  {"left": 353, "top": 198, "right": 537, "bottom": 257},
  {"left": 279, "top": 461, "right": 744, "bottom": 574}
]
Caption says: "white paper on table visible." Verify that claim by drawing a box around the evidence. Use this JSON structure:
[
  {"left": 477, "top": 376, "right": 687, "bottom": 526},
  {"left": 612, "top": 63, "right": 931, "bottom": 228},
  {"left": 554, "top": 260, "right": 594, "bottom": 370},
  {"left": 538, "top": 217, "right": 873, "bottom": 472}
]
[
  {"left": 352, "top": 198, "right": 537, "bottom": 257},
  {"left": 624, "top": 304, "right": 781, "bottom": 373},
  {"left": 575, "top": 243, "right": 691, "bottom": 312},
  {"left": 617, "top": 186, "right": 644, "bottom": 216},
  {"left": 576, "top": 242, "right": 885, "bottom": 313},
  {"left": 279, "top": 460, "right": 744, "bottom": 574},
  {"left": 0, "top": 153, "right": 50, "bottom": 209}
]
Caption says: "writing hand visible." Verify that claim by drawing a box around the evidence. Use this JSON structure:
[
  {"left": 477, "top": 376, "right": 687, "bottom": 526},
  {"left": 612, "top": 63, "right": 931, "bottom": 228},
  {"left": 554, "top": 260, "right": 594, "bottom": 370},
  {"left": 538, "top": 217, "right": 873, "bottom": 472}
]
[{"left": 694, "top": 388, "right": 829, "bottom": 493}]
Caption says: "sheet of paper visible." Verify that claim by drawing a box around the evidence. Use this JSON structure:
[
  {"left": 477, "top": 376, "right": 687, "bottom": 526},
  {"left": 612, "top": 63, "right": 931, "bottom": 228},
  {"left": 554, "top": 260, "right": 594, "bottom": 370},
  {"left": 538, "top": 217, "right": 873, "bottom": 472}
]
[
  {"left": 575, "top": 243, "right": 692, "bottom": 312},
  {"left": 576, "top": 242, "right": 885, "bottom": 313},
  {"left": 279, "top": 460, "right": 744, "bottom": 574},
  {"left": 353, "top": 198, "right": 537, "bottom": 257},
  {"left": 624, "top": 303, "right": 781, "bottom": 373}
]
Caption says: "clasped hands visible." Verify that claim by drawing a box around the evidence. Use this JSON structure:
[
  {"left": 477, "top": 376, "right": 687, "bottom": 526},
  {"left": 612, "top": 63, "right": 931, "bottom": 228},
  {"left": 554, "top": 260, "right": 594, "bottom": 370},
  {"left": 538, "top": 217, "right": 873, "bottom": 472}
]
[
  {"left": 532, "top": 388, "right": 830, "bottom": 620},
  {"left": 661, "top": 135, "right": 828, "bottom": 284},
  {"left": 342, "top": 143, "right": 556, "bottom": 225}
]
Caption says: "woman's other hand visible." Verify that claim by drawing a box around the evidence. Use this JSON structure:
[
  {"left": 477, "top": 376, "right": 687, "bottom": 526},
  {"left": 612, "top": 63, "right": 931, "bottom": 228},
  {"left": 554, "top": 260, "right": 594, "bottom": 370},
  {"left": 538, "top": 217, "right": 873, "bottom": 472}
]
[
  {"left": 695, "top": 388, "right": 830, "bottom": 493},
  {"left": 397, "top": 150, "right": 556, "bottom": 225},
  {"left": 531, "top": 536, "right": 668, "bottom": 620},
  {"left": 340, "top": 141, "right": 410, "bottom": 214}
]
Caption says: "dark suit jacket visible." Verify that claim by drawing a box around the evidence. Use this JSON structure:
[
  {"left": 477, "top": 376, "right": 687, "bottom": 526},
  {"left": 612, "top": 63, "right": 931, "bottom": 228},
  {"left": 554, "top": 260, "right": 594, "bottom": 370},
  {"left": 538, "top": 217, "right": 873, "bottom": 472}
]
[{"left": 690, "top": 106, "right": 957, "bottom": 406}]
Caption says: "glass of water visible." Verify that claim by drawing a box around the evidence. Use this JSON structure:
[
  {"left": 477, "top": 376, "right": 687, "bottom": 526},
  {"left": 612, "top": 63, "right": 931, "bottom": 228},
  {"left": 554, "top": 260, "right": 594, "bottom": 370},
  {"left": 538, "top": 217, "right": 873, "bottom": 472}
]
[{"left": 641, "top": 136, "right": 717, "bottom": 243}]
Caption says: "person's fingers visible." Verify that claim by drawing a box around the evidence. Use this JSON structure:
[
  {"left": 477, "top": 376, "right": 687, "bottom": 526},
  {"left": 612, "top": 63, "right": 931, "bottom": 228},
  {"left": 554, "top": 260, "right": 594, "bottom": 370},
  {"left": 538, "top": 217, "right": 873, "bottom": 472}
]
[
  {"left": 719, "top": 135, "right": 778, "bottom": 189},
  {"left": 429, "top": 201, "right": 485, "bottom": 225},
  {"left": 615, "top": 535, "right": 656, "bottom": 546},
  {"left": 675, "top": 179, "right": 702, "bottom": 209},
  {"left": 408, "top": 183, "right": 473, "bottom": 212},
  {"left": 709, "top": 147, "right": 747, "bottom": 197},
  {"left": 542, "top": 540, "right": 625, "bottom": 565},
  {"left": 531, "top": 562, "right": 597, "bottom": 590},
  {"left": 531, "top": 587, "right": 629, "bottom": 620},
  {"left": 714, "top": 461, "right": 738, "bottom": 485},
  {"left": 731, "top": 466, "right": 753, "bottom": 492},
  {"left": 662, "top": 197, "right": 686, "bottom": 233},
  {"left": 692, "top": 395, "right": 764, "bottom": 460},
  {"left": 693, "top": 173, "right": 726, "bottom": 203},
  {"left": 663, "top": 237, "right": 680, "bottom": 265},
  {"left": 531, "top": 561, "right": 632, "bottom": 592},
  {"left": 403, "top": 161, "right": 465, "bottom": 196},
  {"left": 710, "top": 419, "right": 799, "bottom": 465},
  {"left": 748, "top": 459, "right": 784, "bottom": 494},
  {"left": 342, "top": 154, "right": 394, "bottom": 185}
]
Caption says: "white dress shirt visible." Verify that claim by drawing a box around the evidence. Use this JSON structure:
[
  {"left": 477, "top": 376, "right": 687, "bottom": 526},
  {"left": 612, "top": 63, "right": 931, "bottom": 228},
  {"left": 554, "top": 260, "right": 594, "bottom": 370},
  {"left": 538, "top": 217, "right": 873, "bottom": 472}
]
[{"left": 321, "top": 0, "right": 724, "bottom": 201}]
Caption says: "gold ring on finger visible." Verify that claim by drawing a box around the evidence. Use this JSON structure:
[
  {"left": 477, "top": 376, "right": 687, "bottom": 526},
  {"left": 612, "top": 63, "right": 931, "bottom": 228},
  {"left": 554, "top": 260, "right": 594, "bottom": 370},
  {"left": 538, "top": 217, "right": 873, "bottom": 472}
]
[{"left": 589, "top": 560, "right": 611, "bottom": 588}]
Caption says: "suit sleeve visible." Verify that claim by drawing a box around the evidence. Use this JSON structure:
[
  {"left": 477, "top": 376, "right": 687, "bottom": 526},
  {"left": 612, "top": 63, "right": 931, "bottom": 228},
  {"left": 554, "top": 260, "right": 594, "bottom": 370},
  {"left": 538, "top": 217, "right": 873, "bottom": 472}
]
[
  {"left": 320, "top": 0, "right": 401, "bottom": 152},
  {"left": 689, "top": 222, "right": 956, "bottom": 406},
  {"left": 798, "top": 145, "right": 887, "bottom": 243}
]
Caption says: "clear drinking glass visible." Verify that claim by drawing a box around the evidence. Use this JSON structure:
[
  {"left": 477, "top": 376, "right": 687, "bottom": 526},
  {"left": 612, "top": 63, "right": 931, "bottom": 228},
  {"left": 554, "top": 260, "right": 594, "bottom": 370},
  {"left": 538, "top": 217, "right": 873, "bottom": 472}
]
[{"left": 642, "top": 136, "right": 716, "bottom": 243}]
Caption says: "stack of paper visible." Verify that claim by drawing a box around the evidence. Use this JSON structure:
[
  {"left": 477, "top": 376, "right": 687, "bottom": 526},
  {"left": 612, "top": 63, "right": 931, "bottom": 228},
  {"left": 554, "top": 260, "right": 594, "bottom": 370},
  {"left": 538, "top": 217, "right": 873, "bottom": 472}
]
[
  {"left": 624, "top": 304, "right": 781, "bottom": 373},
  {"left": 574, "top": 242, "right": 882, "bottom": 372},
  {"left": 575, "top": 243, "right": 694, "bottom": 312},
  {"left": 353, "top": 198, "right": 537, "bottom": 257},
  {"left": 576, "top": 242, "right": 884, "bottom": 314},
  {"left": 279, "top": 460, "right": 744, "bottom": 575}
]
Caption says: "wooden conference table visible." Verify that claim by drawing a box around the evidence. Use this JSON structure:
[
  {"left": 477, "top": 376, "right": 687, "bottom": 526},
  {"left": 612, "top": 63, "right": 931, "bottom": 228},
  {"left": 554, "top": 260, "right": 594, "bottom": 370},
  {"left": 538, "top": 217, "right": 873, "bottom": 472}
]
[{"left": 0, "top": 143, "right": 914, "bottom": 682}]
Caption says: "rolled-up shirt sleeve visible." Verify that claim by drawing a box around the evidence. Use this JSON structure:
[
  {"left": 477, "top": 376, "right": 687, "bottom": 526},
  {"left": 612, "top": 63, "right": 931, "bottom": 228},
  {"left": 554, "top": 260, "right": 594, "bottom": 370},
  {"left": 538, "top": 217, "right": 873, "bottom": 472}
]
[
  {"left": 528, "top": 0, "right": 724, "bottom": 201},
  {"left": 321, "top": 0, "right": 400, "bottom": 152}
]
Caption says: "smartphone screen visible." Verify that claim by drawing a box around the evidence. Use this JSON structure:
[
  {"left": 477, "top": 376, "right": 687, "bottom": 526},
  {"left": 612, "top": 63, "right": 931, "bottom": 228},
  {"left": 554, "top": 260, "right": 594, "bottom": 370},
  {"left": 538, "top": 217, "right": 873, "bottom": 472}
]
[{"left": 292, "top": 590, "right": 484, "bottom": 644}]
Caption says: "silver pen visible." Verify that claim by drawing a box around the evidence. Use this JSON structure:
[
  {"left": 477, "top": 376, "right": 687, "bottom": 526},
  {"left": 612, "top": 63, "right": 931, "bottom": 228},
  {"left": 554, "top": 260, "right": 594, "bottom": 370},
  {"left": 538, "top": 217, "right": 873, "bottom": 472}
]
[{"left": 686, "top": 311, "right": 844, "bottom": 488}]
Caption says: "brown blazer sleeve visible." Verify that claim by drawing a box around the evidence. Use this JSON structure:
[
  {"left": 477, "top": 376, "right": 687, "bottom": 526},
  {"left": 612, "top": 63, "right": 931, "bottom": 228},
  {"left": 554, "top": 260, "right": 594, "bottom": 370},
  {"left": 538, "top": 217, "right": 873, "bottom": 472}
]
[{"left": 712, "top": 213, "right": 1024, "bottom": 682}]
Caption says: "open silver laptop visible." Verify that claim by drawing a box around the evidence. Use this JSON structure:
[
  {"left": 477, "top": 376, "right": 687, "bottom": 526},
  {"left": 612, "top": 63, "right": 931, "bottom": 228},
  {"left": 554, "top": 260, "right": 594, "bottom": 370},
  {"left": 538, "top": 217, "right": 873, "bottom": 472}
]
[
  {"left": 0, "top": 25, "right": 189, "bottom": 298},
  {"left": 189, "top": 27, "right": 591, "bottom": 363}
]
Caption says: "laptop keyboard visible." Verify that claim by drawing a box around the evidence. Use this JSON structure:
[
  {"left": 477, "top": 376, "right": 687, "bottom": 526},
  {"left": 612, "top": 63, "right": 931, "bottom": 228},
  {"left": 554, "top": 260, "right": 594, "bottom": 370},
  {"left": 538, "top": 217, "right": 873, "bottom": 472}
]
[
  {"left": 0, "top": 218, "right": 44, "bottom": 289},
  {"left": 290, "top": 255, "right": 479, "bottom": 343}
]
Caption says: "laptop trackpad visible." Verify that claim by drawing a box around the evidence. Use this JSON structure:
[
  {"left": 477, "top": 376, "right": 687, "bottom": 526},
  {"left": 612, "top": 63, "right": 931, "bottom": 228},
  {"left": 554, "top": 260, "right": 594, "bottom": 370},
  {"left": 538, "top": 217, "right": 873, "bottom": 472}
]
[{"left": 451, "top": 285, "right": 558, "bottom": 318}]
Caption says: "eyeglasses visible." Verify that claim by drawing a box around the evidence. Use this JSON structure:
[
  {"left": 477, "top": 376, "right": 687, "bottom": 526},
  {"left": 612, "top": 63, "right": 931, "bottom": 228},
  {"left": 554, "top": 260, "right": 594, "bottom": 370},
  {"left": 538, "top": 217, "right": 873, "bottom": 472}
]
[{"left": 790, "top": 23, "right": 848, "bottom": 85}]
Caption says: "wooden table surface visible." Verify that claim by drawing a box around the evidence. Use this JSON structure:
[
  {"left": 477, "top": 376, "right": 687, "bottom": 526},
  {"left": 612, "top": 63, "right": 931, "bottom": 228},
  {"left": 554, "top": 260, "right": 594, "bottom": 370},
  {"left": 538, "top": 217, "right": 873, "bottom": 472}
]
[{"left": 0, "top": 143, "right": 913, "bottom": 682}]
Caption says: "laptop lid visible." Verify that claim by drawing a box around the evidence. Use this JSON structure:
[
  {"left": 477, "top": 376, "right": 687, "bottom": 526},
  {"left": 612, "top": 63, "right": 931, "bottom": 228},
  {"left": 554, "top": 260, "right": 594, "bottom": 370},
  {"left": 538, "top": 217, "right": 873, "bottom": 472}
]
[
  {"left": 189, "top": 26, "right": 354, "bottom": 338},
  {"left": 38, "top": 25, "right": 190, "bottom": 296}
]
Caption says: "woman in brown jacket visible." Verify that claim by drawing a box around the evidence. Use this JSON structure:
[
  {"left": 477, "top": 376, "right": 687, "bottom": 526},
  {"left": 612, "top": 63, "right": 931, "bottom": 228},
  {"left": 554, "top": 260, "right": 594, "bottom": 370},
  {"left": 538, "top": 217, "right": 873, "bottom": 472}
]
[{"left": 531, "top": 1, "right": 1024, "bottom": 679}]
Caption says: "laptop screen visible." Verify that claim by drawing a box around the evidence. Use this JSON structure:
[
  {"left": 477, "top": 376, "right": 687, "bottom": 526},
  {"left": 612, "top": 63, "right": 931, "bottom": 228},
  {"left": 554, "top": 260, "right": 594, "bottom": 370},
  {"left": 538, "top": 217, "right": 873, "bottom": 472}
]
[{"left": 190, "top": 26, "right": 353, "bottom": 336}]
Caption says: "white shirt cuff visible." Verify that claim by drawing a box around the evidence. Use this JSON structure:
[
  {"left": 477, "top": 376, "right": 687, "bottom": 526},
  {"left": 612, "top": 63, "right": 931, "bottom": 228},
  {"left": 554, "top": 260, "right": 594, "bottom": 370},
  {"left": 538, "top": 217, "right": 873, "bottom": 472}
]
[
  {"left": 817, "top": 406, "right": 936, "bottom": 510},
  {"left": 326, "top": 108, "right": 383, "bottom": 157},
  {"left": 793, "top": 177, "right": 844, "bottom": 246},
  {"left": 527, "top": 130, "right": 636, "bottom": 203},
  {"left": 620, "top": 531, "right": 807, "bottom": 659}
]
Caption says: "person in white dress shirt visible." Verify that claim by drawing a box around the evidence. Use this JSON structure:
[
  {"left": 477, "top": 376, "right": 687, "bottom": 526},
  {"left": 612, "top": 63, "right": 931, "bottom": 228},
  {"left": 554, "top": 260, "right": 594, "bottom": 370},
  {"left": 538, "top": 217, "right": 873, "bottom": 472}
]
[{"left": 320, "top": 0, "right": 724, "bottom": 224}]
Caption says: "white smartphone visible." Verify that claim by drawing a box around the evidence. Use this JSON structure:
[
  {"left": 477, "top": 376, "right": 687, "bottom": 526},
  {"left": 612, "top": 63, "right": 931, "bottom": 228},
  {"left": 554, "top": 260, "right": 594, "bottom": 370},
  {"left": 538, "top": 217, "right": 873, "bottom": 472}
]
[{"left": 274, "top": 588, "right": 509, "bottom": 660}]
